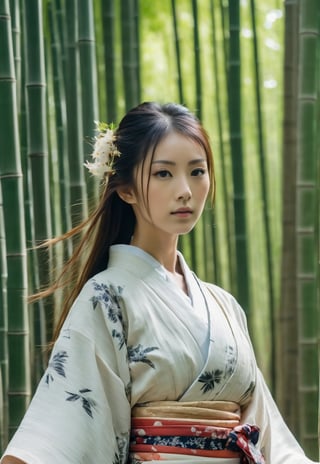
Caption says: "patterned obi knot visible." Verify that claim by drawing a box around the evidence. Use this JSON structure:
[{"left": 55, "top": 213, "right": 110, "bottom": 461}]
[
  {"left": 226, "top": 424, "right": 265, "bottom": 463},
  {"left": 130, "top": 401, "right": 265, "bottom": 463}
]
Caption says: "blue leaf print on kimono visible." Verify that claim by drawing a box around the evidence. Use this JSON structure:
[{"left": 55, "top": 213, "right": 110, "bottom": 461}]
[
  {"left": 124, "top": 381, "right": 132, "bottom": 403},
  {"left": 198, "top": 369, "right": 223, "bottom": 393},
  {"left": 113, "top": 435, "right": 129, "bottom": 464},
  {"left": 91, "top": 281, "right": 123, "bottom": 319},
  {"left": 225, "top": 345, "right": 236, "bottom": 377},
  {"left": 90, "top": 281, "right": 127, "bottom": 349},
  {"left": 65, "top": 388, "right": 97, "bottom": 418},
  {"left": 45, "top": 351, "right": 68, "bottom": 385},
  {"left": 128, "top": 344, "right": 159, "bottom": 369},
  {"left": 113, "top": 454, "right": 121, "bottom": 464}
]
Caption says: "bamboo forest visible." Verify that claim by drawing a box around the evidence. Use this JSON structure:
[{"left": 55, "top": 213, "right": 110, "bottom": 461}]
[{"left": 0, "top": 0, "right": 319, "bottom": 460}]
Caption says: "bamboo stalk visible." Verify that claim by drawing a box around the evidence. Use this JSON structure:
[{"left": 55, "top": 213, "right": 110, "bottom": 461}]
[
  {"left": 278, "top": 0, "right": 299, "bottom": 437},
  {"left": 219, "top": 0, "right": 229, "bottom": 75},
  {"left": 78, "top": 0, "right": 100, "bottom": 204},
  {"left": 191, "top": 0, "right": 213, "bottom": 281},
  {"left": 209, "top": 0, "right": 233, "bottom": 287},
  {"left": 22, "top": 0, "right": 53, "bottom": 348},
  {"left": 133, "top": 0, "right": 141, "bottom": 103},
  {"left": 64, "top": 0, "right": 88, "bottom": 229},
  {"left": 170, "top": 0, "right": 186, "bottom": 258},
  {"left": 0, "top": 185, "right": 9, "bottom": 451},
  {"left": 55, "top": 0, "right": 66, "bottom": 52},
  {"left": 227, "top": 0, "right": 250, "bottom": 315},
  {"left": 171, "top": 0, "right": 184, "bottom": 103},
  {"left": 249, "top": 0, "right": 276, "bottom": 390},
  {"left": 17, "top": 19, "right": 45, "bottom": 388},
  {"left": 47, "top": 1, "right": 71, "bottom": 242},
  {"left": 318, "top": 49, "right": 320, "bottom": 463},
  {"left": 297, "top": 0, "right": 319, "bottom": 458},
  {"left": 47, "top": 2, "right": 71, "bottom": 234},
  {"left": 191, "top": 0, "right": 201, "bottom": 117},
  {"left": 0, "top": 0, "right": 30, "bottom": 438},
  {"left": 189, "top": 0, "right": 203, "bottom": 273},
  {"left": 45, "top": 1, "right": 71, "bottom": 335},
  {"left": 0, "top": 369, "right": 3, "bottom": 453},
  {"left": 120, "top": 0, "right": 139, "bottom": 110},
  {"left": 101, "top": 0, "right": 117, "bottom": 123},
  {"left": 9, "top": 0, "right": 20, "bottom": 110}
]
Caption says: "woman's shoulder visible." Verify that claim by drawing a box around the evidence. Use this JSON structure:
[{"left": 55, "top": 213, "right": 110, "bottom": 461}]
[
  {"left": 80, "top": 265, "right": 136, "bottom": 297},
  {"left": 201, "top": 280, "right": 249, "bottom": 329},
  {"left": 202, "top": 280, "right": 237, "bottom": 305},
  {"left": 60, "top": 267, "right": 133, "bottom": 344},
  {"left": 73, "top": 264, "right": 147, "bottom": 320}
]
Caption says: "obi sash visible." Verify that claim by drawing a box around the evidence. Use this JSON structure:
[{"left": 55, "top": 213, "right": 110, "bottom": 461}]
[{"left": 129, "top": 401, "right": 265, "bottom": 463}]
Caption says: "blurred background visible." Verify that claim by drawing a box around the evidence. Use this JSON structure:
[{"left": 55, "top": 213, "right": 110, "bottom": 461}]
[{"left": 0, "top": 0, "right": 319, "bottom": 460}]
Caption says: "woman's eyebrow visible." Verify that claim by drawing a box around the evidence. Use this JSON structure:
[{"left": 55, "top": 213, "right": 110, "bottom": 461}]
[
  {"left": 189, "top": 158, "right": 207, "bottom": 165},
  {"left": 152, "top": 160, "right": 175, "bottom": 165},
  {"left": 152, "top": 158, "right": 207, "bottom": 165}
]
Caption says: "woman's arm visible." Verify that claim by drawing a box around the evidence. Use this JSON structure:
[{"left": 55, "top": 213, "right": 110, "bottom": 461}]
[
  {"left": 1, "top": 283, "right": 131, "bottom": 464},
  {"left": 2, "top": 457, "right": 26, "bottom": 464}
]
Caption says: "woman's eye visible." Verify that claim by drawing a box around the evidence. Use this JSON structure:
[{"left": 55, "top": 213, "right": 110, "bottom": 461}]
[
  {"left": 155, "top": 170, "right": 171, "bottom": 178},
  {"left": 191, "top": 168, "right": 206, "bottom": 176}
]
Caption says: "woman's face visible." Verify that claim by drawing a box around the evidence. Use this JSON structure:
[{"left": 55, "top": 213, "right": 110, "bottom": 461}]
[{"left": 126, "top": 131, "right": 211, "bottom": 242}]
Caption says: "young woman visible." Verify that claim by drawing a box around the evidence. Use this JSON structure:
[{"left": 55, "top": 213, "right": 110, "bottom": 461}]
[{"left": 1, "top": 102, "right": 318, "bottom": 464}]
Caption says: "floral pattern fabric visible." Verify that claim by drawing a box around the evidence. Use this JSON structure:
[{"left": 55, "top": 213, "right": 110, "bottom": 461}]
[{"left": 1, "top": 245, "right": 318, "bottom": 464}]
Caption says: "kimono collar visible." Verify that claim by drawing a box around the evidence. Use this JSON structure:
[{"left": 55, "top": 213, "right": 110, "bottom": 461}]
[{"left": 108, "top": 244, "right": 189, "bottom": 283}]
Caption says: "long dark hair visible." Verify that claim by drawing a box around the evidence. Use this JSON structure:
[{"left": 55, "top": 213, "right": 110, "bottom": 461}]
[{"left": 35, "top": 102, "right": 215, "bottom": 340}]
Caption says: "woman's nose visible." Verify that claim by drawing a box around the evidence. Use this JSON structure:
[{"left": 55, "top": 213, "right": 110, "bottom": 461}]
[{"left": 177, "top": 178, "right": 192, "bottom": 201}]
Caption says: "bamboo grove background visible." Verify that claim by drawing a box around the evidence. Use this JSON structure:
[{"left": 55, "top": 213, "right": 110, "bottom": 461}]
[{"left": 0, "top": 0, "right": 319, "bottom": 460}]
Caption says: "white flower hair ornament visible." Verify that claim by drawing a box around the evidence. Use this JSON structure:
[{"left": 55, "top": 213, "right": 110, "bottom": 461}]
[{"left": 84, "top": 122, "right": 120, "bottom": 180}]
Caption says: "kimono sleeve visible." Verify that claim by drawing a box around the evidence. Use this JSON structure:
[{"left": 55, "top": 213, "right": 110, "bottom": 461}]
[
  {"left": 1, "top": 289, "right": 131, "bottom": 464},
  {"left": 242, "top": 369, "right": 318, "bottom": 464},
  {"left": 226, "top": 294, "right": 318, "bottom": 464}
]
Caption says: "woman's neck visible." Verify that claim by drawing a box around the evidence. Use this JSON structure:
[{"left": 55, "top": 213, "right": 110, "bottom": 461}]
[
  {"left": 130, "top": 235, "right": 178, "bottom": 273},
  {"left": 130, "top": 235, "right": 188, "bottom": 294}
]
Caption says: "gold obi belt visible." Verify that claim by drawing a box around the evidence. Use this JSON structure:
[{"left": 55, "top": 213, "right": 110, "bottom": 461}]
[{"left": 129, "top": 401, "right": 265, "bottom": 463}]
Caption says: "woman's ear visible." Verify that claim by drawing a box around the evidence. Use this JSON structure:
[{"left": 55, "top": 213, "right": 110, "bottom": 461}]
[{"left": 117, "top": 186, "right": 137, "bottom": 205}]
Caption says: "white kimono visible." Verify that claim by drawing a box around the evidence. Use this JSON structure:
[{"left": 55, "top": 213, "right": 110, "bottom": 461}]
[{"left": 1, "top": 245, "right": 317, "bottom": 464}]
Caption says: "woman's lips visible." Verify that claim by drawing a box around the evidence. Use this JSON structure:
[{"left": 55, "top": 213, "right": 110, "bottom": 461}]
[{"left": 171, "top": 208, "right": 193, "bottom": 217}]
